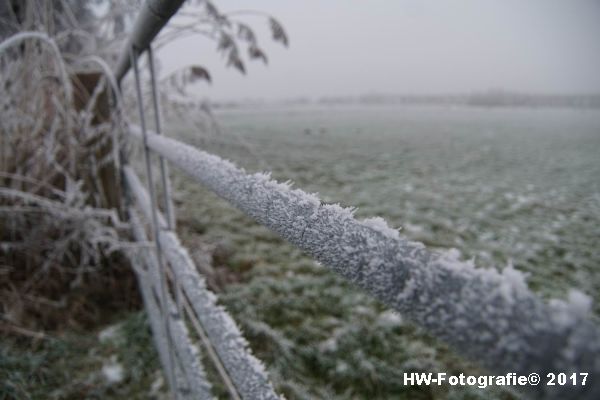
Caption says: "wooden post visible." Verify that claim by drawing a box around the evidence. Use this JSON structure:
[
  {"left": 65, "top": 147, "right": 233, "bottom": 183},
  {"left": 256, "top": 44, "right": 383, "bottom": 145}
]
[{"left": 70, "top": 71, "right": 122, "bottom": 213}]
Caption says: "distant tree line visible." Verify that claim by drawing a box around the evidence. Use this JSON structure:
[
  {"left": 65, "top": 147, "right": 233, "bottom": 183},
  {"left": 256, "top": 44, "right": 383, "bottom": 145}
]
[{"left": 330, "top": 90, "right": 600, "bottom": 109}]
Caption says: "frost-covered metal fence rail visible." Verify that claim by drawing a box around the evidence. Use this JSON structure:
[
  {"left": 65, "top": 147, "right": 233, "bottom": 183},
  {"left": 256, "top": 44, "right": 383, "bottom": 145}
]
[{"left": 114, "top": 1, "right": 600, "bottom": 400}]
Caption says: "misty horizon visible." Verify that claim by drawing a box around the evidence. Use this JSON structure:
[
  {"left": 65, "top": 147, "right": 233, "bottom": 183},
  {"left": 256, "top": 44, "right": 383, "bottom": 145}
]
[
  {"left": 158, "top": 0, "right": 600, "bottom": 102},
  {"left": 202, "top": 89, "right": 600, "bottom": 103}
]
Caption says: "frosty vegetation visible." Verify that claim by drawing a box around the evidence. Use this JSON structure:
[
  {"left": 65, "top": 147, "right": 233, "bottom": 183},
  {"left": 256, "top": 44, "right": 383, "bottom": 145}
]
[
  {"left": 0, "top": 0, "right": 288, "bottom": 397},
  {"left": 129, "top": 124, "right": 600, "bottom": 400},
  {"left": 0, "top": 27, "right": 131, "bottom": 332}
]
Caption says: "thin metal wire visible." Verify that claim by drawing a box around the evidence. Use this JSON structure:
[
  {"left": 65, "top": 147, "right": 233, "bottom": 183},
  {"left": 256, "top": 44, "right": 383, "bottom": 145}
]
[
  {"left": 147, "top": 44, "right": 176, "bottom": 230},
  {"left": 146, "top": 43, "right": 183, "bottom": 316},
  {"left": 129, "top": 45, "right": 179, "bottom": 400},
  {"left": 170, "top": 270, "right": 243, "bottom": 400}
]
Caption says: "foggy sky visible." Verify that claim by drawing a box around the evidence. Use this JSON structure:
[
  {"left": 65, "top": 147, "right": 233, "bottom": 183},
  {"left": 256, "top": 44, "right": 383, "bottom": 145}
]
[{"left": 158, "top": 0, "right": 600, "bottom": 101}]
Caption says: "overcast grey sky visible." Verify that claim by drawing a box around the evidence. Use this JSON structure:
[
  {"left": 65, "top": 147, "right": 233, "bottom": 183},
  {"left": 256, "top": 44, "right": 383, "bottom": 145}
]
[{"left": 157, "top": 0, "right": 600, "bottom": 101}]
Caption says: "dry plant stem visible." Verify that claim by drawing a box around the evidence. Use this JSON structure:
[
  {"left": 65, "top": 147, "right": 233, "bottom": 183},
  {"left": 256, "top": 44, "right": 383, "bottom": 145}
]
[
  {"left": 0, "top": 321, "right": 51, "bottom": 341},
  {"left": 0, "top": 188, "right": 126, "bottom": 228},
  {"left": 0, "top": 31, "right": 73, "bottom": 129}
]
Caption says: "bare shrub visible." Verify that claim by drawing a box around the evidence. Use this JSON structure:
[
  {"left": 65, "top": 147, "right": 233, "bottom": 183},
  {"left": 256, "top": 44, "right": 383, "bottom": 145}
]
[
  {"left": 0, "top": 3, "right": 133, "bottom": 332},
  {"left": 0, "top": 0, "right": 288, "bottom": 333}
]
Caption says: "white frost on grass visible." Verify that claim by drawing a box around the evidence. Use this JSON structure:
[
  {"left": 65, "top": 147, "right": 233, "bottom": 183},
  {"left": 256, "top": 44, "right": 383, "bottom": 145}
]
[
  {"left": 376, "top": 310, "right": 403, "bottom": 328},
  {"left": 98, "top": 324, "right": 121, "bottom": 343},
  {"left": 150, "top": 374, "right": 164, "bottom": 396},
  {"left": 102, "top": 356, "right": 124, "bottom": 384}
]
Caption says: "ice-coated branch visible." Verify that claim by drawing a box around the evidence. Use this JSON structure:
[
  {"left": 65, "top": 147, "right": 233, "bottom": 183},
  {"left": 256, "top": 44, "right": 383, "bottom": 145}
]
[
  {"left": 125, "top": 167, "right": 281, "bottom": 400},
  {"left": 128, "top": 124, "right": 600, "bottom": 399}
]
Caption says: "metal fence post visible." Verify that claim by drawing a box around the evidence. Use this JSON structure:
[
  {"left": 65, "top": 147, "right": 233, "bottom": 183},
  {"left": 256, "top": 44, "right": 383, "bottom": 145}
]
[{"left": 129, "top": 45, "right": 179, "bottom": 399}]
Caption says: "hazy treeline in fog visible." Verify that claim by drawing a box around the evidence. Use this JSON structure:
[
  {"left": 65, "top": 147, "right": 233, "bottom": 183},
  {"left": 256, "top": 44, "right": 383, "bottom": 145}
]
[{"left": 209, "top": 90, "right": 600, "bottom": 110}]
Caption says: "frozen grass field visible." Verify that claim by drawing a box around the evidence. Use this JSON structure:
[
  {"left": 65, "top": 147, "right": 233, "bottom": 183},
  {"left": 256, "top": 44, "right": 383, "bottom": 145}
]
[
  {"left": 165, "top": 104, "right": 600, "bottom": 399},
  {"left": 5, "top": 104, "right": 597, "bottom": 399}
]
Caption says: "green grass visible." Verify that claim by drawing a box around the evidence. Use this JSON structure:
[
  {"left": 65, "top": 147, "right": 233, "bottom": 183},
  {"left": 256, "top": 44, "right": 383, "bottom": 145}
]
[{"left": 0, "top": 312, "right": 163, "bottom": 400}]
